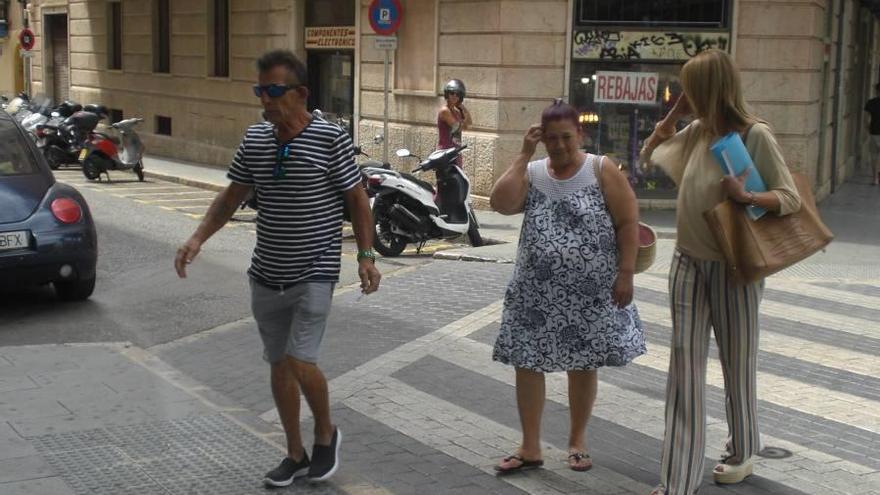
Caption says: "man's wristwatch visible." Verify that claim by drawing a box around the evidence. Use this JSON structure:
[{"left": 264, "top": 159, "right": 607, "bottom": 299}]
[{"left": 357, "top": 249, "right": 376, "bottom": 263}]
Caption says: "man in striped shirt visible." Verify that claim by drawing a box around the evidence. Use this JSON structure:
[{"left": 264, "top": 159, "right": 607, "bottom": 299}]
[{"left": 175, "top": 50, "right": 380, "bottom": 487}]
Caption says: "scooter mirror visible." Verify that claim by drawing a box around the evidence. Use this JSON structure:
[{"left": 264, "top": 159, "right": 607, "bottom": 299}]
[
  {"left": 51, "top": 111, "right": 60, "bottom": 117},
  {"left": 353, "top": 146, "right": 362, "bottom": 155},
  {"left": 395, "top": 149, "right": 411, "bottom": 158}
]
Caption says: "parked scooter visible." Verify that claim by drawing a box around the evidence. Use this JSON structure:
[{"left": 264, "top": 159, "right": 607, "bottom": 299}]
[
  {"left": 362, "top": 145, "right": 483, "bottom": 256},
  {"left": 79, "top": 117, "right": 146, "bottom": 181},
  {"left": 34, "top": 102, "right": 93, "bottom": 170},
  {"left": 19, "top": 97, "right": 55, "bottom": 136}
]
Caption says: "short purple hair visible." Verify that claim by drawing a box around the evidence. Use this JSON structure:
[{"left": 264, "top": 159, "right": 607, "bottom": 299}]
[{"left": 541, "top": 99, "right": 581, "bottom": 130}]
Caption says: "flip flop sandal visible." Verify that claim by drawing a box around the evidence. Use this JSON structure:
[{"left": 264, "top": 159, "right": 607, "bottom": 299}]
[
  {"left": 494, "top": 454, "right": 544, "bottom": 473},
  {"left": 650, "top": 486, "right": 667, "bottom": 495},
  {"left": 568, "top": 452, "right": 593, "bottom": 472}
]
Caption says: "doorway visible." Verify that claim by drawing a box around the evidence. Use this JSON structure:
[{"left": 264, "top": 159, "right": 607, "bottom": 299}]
[
  {"left": 44, "top": 14, "right": 69, "bottom": 102},
  {"left": 307, "top": 50, "right": 354, "bottom": 134}
]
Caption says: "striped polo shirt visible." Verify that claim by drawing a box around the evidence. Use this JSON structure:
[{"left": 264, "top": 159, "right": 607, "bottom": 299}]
[{"left": 227, "top": 118, "right": 361, "bottom": 285}]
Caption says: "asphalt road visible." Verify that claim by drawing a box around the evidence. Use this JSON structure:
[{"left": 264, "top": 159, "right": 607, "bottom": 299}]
[{"left": 0, "top": 169, "right": 434, "bottom": 347}]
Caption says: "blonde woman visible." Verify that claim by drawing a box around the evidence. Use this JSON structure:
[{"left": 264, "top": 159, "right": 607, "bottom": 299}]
[{"left": 641, "top": 50, "right": 800, "bottom": 495}]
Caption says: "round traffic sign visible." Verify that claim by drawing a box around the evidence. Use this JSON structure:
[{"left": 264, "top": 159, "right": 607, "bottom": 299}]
[
  {"left": 368, "top": 0, "right": 403, "bottom": 36},
  {"left": 19, "top": 28, "right": 35, "bottom": 51}
]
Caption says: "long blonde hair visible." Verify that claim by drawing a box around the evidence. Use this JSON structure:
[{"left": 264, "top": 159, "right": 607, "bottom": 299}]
[{"left": 680, "top": 49, "right": 759, "bottom": 157}]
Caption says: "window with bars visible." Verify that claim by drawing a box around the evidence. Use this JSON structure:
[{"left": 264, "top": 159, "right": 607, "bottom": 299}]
[
  {"left": 209, "top": 0, "right": 229, "bottom": 77},
  {"left": 156, "top": 116, "right": 172, "bottom": 136},
  {"left": 107, "top": 1, "right": 122, "bottom": 70},
  {"left": 109, "top": 108, "right": 124, "bottom": 124},
  {"left": 577, "top": 0, "right": 729, "bottom": 28},
  {"left": 153, "top": 0, "right": 170, "bottom": 73}
]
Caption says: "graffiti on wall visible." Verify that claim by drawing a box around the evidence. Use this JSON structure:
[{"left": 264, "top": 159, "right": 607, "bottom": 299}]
[{"left": 573, "top": 30, "right": 729, "bottom": 61}]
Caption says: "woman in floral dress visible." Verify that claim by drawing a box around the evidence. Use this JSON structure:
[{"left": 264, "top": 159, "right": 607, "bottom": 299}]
[{"left": 489, "top": 100, "right": 646, "bottom": 473}]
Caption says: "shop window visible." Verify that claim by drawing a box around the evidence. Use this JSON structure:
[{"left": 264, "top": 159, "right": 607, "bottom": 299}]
[
  {"left": 208, "top": 0, "right": 229, "bottom": 77},
  {"left": 107, "top": 1, "right": 122, "bottom": 70},
  {"left": 153, "top": 0, "right": 170, "bottom": 73},
  {"left": 306, "top": 0, "right": 355, "bottom": 26},
  {"left": 578, "top": 0, "right": 729, "bottom": 28},
  {"left": 394, "top": 0, "right": 437, "bottom": 93},
  {"left": 570, "top": 62, "right": 685, "bottom": 198},
  {"left": 109, "top": 108, "right": 124, "bottom": 124},
  {"left": 156, "top": 115, "right": 172, "bottom": 136}
]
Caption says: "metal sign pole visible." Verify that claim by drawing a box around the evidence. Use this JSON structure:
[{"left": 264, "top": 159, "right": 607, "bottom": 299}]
[{"left": 383, "top": 48, "right": 390, "bottom": 163}]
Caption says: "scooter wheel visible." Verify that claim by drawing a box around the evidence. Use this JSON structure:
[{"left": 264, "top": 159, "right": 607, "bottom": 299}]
[
  {"left": 81, "top": 159, "right": 102, "bottom": 180},
  {"left": 372, "top": 201, "right": 407, "bottom": 257}
]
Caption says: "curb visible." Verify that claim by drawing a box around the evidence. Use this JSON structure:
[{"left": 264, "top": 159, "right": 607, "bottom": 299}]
[{"left": 143, "top": 170, "right": 226, "bottom": 192}]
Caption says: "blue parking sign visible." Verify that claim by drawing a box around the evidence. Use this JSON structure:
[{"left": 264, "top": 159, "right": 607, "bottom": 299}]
[{"left": 368, "top": 0, "right": 403, "bottom": 36}]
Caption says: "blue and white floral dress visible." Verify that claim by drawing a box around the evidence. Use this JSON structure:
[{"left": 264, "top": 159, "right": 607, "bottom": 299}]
[{"left": 493, "top": 155, "right": 646, "bottom": 372}]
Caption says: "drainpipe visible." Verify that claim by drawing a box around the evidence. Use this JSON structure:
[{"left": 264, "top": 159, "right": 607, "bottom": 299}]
[
  {"left": 817, "top": 0, "right": 833, "bottom": 188},
  {"left": 830, "top": 0, "right": 846, "bottom": 194}
]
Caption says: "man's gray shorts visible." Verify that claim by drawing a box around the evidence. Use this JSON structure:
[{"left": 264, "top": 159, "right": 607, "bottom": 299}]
[{"left": 249, "top": 279, "right": 334, "bottom": 364}]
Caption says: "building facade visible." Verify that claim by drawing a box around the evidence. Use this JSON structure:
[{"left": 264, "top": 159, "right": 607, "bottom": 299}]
[
  {"left": 0, "top": 0, "right": 27, "bottom": 96},
  {"left": 25, "top": 0, "right": 880, "bottom": 203}
]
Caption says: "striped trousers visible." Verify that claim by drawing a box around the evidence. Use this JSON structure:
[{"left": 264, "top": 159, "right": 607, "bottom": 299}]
[{"left": 659, "top": 249, "right": 763, "bottom": 494}]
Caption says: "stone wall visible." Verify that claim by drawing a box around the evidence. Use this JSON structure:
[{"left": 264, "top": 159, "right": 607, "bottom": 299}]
[
  {"left": 356, "top": 0, "right": 569, "bottom": 197},
  {"left": 0, "top": 2, "right": 26, "bottom": 95},
  {"left": 736, "top": 0, "right": 879, "bottom": 199},
  {"left": 30, "top": 0, "right": 295, "bottom": 166}
]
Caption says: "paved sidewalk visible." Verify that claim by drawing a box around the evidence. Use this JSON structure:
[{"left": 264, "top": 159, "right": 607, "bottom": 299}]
[
  {"left": 4, "top": 262, "right": 880, "bottom": 493},
  {"left": 0, "top": 343, "right": 382, "bottom": 494},
  {"left": 8, "top": 157, "right": 875, "bottom": 494}
]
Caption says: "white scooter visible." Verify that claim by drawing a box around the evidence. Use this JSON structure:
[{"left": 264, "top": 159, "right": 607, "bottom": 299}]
[{"left": 361, "top": 145, "right": 483, "bottom": 256}]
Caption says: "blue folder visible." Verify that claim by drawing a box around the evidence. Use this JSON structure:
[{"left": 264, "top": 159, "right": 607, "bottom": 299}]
[{"left": 710, "top": 132, "right": 767, "bottom": 220}]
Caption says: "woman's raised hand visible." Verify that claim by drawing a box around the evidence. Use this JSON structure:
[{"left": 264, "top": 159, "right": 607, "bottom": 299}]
[
  {"left": 669, "top": 94, "right": 693, "bottom": 121},
  {"left": 522, "top": 124, "right": 543, "bottom": 157}
]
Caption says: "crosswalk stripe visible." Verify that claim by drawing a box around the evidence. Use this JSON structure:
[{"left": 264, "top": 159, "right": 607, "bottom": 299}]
[
  {"left": 424, "top": 306, "right": 880, "bottom": 437},
  {"left": 344, "top": 376, "right": 651, "bottom": 495},
  {"left": 436, "top": 337, "right": 872, "bottom": 495},
  {"left": 633, "top": 332, "right": 880, "bottom": 434},
  {"left": 767, "top": 279, "right": 880, "bottom": 308},
  {"left": 139, "top": 198, "right": 215, "bottom": 203},
  {"left": 636, "top": 300, "right": 880, "bottom": 377},
  {"left": 645, "top": 272, "right": 880, "bottom": 310},
  {"left": 105, "top": 191, "right": 214, "bottom": 197},
  {"left": 258, "top": 294, "right": 880, "bottom": 494},
  {"left": 635, "top": 275, "right": 878, "bottom": 338}
]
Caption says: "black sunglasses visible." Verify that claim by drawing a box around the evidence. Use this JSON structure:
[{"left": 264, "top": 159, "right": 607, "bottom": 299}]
[{"left": 253, "top": 84, "right": 302, "bottom": 98}]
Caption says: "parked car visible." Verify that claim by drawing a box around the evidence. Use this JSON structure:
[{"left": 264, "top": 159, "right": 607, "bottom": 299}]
[{"left": 0, "top": 110, "right": 97, "bottom": 301}]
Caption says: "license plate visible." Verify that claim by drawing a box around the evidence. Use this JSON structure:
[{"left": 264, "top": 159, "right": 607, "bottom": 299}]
[
  {"left": 0, "top": 231, "right": 29, "bottom": 251},
  {"left": 78, "top": 148, "right": 88, "bottom": 160}
]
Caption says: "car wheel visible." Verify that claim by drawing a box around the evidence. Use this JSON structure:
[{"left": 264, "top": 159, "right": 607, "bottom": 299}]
[{"left": 54, "top": 276, "right": 96, "bottom": 301}]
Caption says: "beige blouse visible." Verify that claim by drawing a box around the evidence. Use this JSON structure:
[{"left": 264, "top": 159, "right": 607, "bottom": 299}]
[{"left": 641, "top": 120, "right": 801, "bottom": 261}]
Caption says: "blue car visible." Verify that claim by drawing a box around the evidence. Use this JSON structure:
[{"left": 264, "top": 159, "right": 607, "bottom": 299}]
[{"left": 0, "top": 110, "right": 97, "bottom": 300}]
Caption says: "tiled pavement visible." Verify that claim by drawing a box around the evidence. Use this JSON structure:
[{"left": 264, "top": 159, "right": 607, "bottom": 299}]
[
  {"left": 3, "top": 257, "right": 880, "bottom": 493},
  {"left": 150, "top": 259, "right": 880, "bottom": 494},
  {"left": 5, "top": 167, "right": 880, "bottom": 493}
]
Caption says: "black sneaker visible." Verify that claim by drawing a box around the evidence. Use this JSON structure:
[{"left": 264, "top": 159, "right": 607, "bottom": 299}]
[
  {"left": 307, "top": 428, "right": 341, "bottom": 481},
  {"left": 264, "top": 453, "right": 310, "bottom": 487}
]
